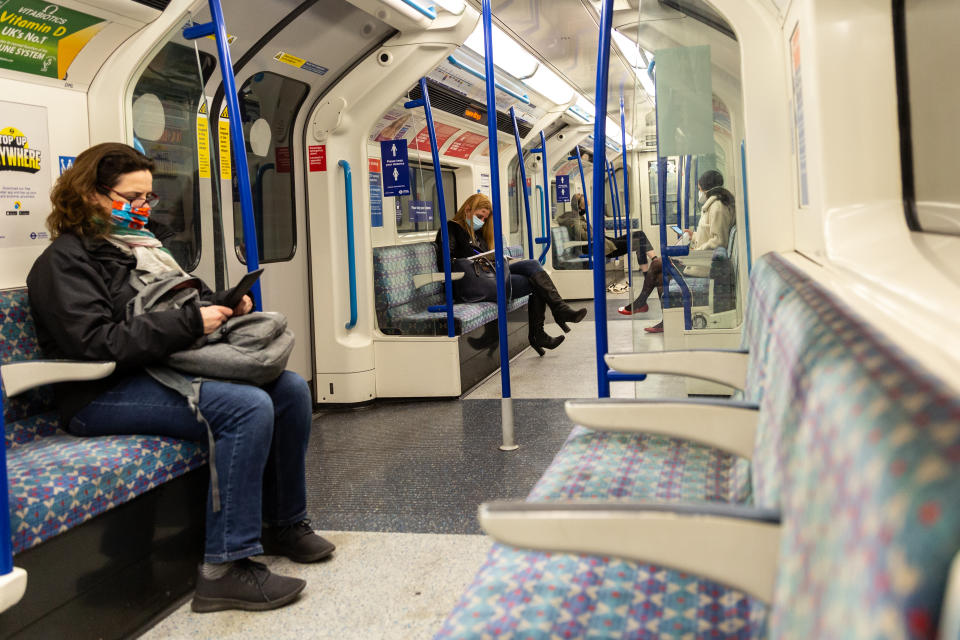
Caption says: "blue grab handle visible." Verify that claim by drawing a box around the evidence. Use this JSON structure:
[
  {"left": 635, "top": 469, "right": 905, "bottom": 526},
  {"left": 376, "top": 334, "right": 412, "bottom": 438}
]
[
  {"left": 400, "top": 0, "right": 436, "bottom": 19},
  {"left": 534, "top": 130, "right": 551, "bottom": 264},
  {"left": 447, "top": 55, "right": 530, "bottom": 105},
  {"left": 569, "top": 147, "right": 592, "bottom": 268},
  {"left": 509, "top": 107, "right": 535, "bottom": 259},
  {"left": 339, "top": 160, "right": 358, "bottom": 330},
  {"left": 741, "top": 140, "right": 753, "bottom": 273}
]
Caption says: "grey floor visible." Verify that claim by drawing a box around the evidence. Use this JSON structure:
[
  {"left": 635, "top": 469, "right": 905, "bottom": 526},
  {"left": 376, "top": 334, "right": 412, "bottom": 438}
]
[{"left": 141, "top": 289, "right": 688, "bottom": 640}]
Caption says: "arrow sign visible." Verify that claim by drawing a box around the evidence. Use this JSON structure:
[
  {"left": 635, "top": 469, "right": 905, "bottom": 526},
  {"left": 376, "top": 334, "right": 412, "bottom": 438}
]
[
  {"left": 381, "top": 139, "right": 411, "bottom": 197},
  {"left": 556, "top": 174, "right": 571, "bottom": 203}
]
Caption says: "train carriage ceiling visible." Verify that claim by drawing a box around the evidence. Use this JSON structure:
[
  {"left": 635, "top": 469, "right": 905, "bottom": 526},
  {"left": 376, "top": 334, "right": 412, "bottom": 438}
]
[{"left": 465, "top": 0, "right": 739, "bottom": 143}]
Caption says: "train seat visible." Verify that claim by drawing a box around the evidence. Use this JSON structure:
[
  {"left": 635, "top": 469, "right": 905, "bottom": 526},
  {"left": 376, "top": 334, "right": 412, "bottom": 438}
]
[
  {"left": 549, "top": 225, "right": 590, "bottom": 270},
  {"left": 602, "top": 216, "right": 640, "bottom": 231},
  {"left": 665, "top": 224, "right": 739, "bottom": 315},
  {"left": 437, "top": 253, "right": 960, "bottom": 638},
  {"left": 372, "top": 242, "right": 529, "bottom": 337},
  {"left": 1, "top": 287, "right": 207, "bottom": 555}
]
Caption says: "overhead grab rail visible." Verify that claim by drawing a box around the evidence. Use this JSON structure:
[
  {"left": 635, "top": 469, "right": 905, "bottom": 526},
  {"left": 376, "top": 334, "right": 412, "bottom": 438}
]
[
  {"left": 531, "top": 130, "right": 552, "bottom": 257},
  {"left": 446, "top": 55, "right": 530, "bottom": 105},
  {"left": 509, "top": 107, "right": 535, "bottom": 259},
  {"left": 592, "top": 0, "right": 647, "bottom": 397},
  {"left": 620, "top": 96, "right": 633, "bottom": 288},
  {"left": 405, "top": 77, "right": 456, "bottom": 337},
  {"left": 399, "top": 0, "right": 436, "bottom": 19},
  {"left": 481, "top": 0, "right": 518, "bottom": 451},
  {"left": 338, "top": 160, "right": 358, "bottom": 330},
  {"left": 183, "top": 0, "right": 262, "bottom": 310}
]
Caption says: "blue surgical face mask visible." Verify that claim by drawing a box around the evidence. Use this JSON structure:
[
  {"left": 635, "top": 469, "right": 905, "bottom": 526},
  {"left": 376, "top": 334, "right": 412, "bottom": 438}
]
[
  {"left": 110, "top": 200, "right": 151, "bottom": 230},
  {"left": 471, "top": 215, "right": 485, "bottom": 231}
]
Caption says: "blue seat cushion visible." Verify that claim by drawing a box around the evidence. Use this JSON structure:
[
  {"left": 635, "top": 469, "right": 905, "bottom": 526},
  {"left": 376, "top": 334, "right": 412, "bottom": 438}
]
[
  {"left": 667, "top": 276, "right": 710, "bottom": 307},
  {"left": 395, "top": 296, "right": 528, "bottom": 336}
]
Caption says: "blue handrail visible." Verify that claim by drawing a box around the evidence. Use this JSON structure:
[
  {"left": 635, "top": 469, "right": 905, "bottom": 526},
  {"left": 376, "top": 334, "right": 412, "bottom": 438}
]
[
  {"left": 610, "top": 160, "right": 624, "bottom": 236},
  {"left": 532, "top": 131, "right": 551, "bottom": 264},
  {"left": 568, "top": 147, "right": 592, "bottom": 267},
  {"left": 184, "top": 1, "right": 262, "bottom": 311},
  {"left": 620, "top": 96, "right": 633, "bottom": 288},
  {"left": 404, "top": 78, "right": 456, "bottom": 337},
  {"left": 675, "top": 155, "right": 683, "bottom": 229},
  {"left": 481, "top": 0, "right": 513, "bottom": 412},
  {"left": 605, "top": 161, "right": 619, "bottom": 236},
  {"left": 591, "top": 0, "right": 615, "bottom": 398},
  {"left": 339, "top": 160, "right": 358, "bottom": 330},
  {"left": 446, "top": 55, "right": 530, "bottom": 105},
  {"left": 509, "top": 107, "right": 535, "bottom": 259},
  {"left": 741, "top": 140, "right": 753, "bottom": 274},
  {"left": 400, "top": 0, "right": 436, "bottom": 19},
  {"left": 683, "top": 154, "right": 692, "bottom": 229},
  {"left": 534, "top": 184, "right": 548, "bottom": 263},
  {"left": 0, "top": 404, "right": 11, "bottom": 575}
]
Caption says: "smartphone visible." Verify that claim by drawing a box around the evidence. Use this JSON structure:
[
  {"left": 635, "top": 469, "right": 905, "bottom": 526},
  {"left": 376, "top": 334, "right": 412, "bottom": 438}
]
[
  {"left": 670, "top": 225, "right": 684, "bottom": 236},
  {"left": 224, "top": 268, "right": 263, "bottom": 309}
]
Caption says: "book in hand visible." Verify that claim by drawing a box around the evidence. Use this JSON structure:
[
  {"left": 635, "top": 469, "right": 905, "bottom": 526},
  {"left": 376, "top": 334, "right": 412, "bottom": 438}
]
[{"left": 467, "top": 249, "right": 496, "bottom": 261}]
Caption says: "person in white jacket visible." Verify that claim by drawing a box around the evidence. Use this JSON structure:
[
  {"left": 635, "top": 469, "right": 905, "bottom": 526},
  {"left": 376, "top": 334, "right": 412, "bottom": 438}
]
[{"left": 618, "top": 170, "right": 735, "bottom": 332}]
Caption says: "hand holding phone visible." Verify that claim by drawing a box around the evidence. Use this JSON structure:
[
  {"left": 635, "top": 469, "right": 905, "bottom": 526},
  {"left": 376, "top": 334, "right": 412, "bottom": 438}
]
[{"left": 224, "top": 268, "right": 263, "bottom": 309}]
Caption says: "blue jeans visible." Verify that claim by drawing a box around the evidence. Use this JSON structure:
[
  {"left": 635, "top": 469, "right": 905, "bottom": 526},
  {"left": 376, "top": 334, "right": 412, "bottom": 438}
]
[
  {"left": 508, "top": 258, "right": 543, "bottom": 298},
  {"left": 68, "top": 370, "right": 312, "bottom": 563}
]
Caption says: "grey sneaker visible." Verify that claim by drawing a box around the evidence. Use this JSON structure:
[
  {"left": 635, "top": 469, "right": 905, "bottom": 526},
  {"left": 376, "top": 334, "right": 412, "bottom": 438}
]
[
  {"left": 191, "top": 559, "right": 305, "bottom": 613},
  {"left": 261, "top": 520, "right": 336, "bottom": 563}
]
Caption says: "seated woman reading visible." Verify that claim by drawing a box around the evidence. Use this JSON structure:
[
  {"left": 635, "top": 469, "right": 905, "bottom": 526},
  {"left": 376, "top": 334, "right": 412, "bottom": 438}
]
[
  {"left": 434, "top": 193, "right": 586, "bottom": 355},
  {"left": 27, "top": 143, "right": 332, "bottom": 614},
  {"left": 556, "top": 192, "right": 657, "bottom": 273}
]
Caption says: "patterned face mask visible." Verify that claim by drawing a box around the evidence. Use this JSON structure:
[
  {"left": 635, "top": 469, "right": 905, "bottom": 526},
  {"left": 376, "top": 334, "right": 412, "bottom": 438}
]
[{"left": 111, "top": 200, "right": 151, "bottom": 230}]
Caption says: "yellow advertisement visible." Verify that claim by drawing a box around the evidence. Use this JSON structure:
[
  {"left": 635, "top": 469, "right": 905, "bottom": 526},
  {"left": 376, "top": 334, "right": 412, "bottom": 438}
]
[{"left": 0, "top": 0, "right": 106, "bottom": 79}]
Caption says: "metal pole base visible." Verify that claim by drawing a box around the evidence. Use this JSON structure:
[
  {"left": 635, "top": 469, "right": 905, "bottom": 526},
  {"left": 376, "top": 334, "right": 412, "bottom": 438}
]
[{"left": 499, "top": 397, "right": 519, "bottom": 451}]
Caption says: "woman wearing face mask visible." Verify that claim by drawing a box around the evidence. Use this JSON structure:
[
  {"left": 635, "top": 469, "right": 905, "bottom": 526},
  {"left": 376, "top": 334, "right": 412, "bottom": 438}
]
[
  {"left": 27, "top": 143, "right": 332, "bottom": 613},
  {"left": 435, "top": 193, "right": 586, "bottom": 355},
  {"left": 557, "top": 193, "right": 657, "bottom": 273},
  {"left": 618, "top": 170, "right": 735, "bottom": 333}
]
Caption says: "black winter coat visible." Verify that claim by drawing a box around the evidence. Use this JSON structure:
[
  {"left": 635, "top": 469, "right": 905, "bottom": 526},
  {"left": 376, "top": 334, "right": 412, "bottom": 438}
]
[
  {"left": 26, "top": 229, "right": 232, "bottom": 426},
  {"left": 433, "top": 220, "right": 487, "bottom": 270}
]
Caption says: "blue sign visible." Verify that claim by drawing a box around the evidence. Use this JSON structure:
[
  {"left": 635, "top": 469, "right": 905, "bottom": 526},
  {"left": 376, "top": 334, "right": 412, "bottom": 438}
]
[
  {"left": 369, "top": 166, "right": 383, "bottom": 228},
  {"left": 58, "top": 156, "right": 76, "bottom": 175},
  {"left": 380, "top": 139, "right": 411, "bottom": 197},
  {"left": 409, "top": 200, "right": 433, "bottom": 223},
  {"left": 556, "top": 175, "right": 570, "bottom": 202}
]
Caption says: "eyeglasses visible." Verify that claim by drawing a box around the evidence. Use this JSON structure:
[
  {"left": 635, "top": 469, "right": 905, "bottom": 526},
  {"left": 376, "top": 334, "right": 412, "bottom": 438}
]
[{"left": 104, "top": 187, "right": 159, "bottom": 208}]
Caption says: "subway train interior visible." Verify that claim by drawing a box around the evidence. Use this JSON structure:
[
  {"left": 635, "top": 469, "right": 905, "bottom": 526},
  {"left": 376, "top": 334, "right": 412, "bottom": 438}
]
[{"left": 0, "top": 0, "right": 958, "bottom": 637}]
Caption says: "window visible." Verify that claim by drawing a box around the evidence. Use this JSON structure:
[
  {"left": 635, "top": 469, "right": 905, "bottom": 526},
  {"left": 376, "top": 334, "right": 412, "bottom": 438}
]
[
  {"left": 648, "top": 158, "right": 679, "bottom": 225},
  {"left": 507, "top": 155, "right": 521, "bottom": 234},
  {"left": 131, "top": 42, "right": 217, "bottom": 270},
  {"left": 396, "top": 164, "right": 457, "bottom": 234},
  {"left": 897, "top": 0, "right": 960, "bottom": 235},
  {"left": 234, "top": 72, "right": 309, "bottom": 263}
]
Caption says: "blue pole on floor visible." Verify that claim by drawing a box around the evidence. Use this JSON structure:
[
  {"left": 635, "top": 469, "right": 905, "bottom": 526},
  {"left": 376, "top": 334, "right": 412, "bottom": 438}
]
[
  {"left": 741, "top": 140, "right": 753, "bottom": 274},
  {"left": 481, "top": 0, "right": 518, "bottom": 451},
  {"left": 620, "top": 96, "right": 633, "bottom": 289},
  {"left": 569, "top": 147, "right": 592, "bottom": 267},
  {"left": 592, "top": 0, "right": 615, "bottom": 398},
  {"left": 509, "top": 107, "right": 535, "bottom": 259},
  {"left": 532, "top": 131, "right": 552, "bottom": 264}
]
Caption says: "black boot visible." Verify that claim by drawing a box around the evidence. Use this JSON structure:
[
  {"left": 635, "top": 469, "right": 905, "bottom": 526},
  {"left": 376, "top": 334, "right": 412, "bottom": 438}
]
[
  {"left": 527, "top": 290, "right": 564, "bottom": 356},
  {"left": 530, "top": 271, "right": 587, "bottom": 333}
]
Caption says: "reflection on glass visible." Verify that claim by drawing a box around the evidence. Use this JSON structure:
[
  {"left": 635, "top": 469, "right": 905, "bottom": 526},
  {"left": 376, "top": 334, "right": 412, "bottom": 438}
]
[
  {"left": 235, "top": 72, "right": 309, "bottom": 263},
  {"left": 132, "top": 42, "right": 217, "bottom": 270},
  {"left": 396, "top": 164, "right": 457, "bottom": 234}
]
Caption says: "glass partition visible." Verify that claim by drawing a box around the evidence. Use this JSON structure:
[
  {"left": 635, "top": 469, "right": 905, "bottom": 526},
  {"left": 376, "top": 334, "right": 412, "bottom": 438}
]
[{"left": 396, "top": 163, "right": 457, "bottom": 234}]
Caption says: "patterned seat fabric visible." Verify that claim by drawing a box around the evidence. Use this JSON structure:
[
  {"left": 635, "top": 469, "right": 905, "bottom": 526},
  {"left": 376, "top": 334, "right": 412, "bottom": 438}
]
[
  {"left": 603, "top": 217, "right": 640, "bottom": 231},
  {"left": 550, "top": 226, "right": 590, "bottom": 271},
  {"left": 1, "top": 288, "right": 206, "bottom": 555},
  {"left": 372, "top": 242, "right": 528, "bottom": 336}
]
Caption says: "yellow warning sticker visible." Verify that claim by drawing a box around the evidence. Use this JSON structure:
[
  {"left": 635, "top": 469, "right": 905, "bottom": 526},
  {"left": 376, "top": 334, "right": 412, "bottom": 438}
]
[
  {"left": 196, "top": 116, "right": 211, "bottom": 179},
  {"left": 206, "top": 33, "right": 237, "bottom": 45},
  {"left": 218, "top": 108, "right": 231, "bottom": 180},
  {"left": 273, "top": 51, "right": 328, "bottom": 76}
]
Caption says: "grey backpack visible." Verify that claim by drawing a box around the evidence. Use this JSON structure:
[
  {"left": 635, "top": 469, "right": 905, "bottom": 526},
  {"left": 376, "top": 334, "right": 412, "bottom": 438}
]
[{"left": 126, "top": 271, "right": 295, "bottom": 511}]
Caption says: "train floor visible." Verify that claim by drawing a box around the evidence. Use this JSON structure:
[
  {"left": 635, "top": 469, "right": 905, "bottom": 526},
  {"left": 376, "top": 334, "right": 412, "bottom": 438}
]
[{"left": 140, "top": 292, "right": 679, "bottom": 639}]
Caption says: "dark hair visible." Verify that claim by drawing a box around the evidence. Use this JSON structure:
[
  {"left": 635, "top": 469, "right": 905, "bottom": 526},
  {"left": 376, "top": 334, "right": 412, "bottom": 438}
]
[
  {"left": 698, "top": 170, "right": 724, "bottom": 192},
  {"left": 47, "top": 142, "right": 154, "bottom": 238}
]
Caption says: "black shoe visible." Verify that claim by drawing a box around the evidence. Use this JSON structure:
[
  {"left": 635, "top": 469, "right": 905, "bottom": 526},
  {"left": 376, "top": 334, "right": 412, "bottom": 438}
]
[
  {"left": 191, "top": 559, "right": 305, "bottom": 613},
  {"left": 261, "top": 520, "right": 335, "bottom": 563},
  {"left": 529, "top": 330, "right": 564, "bottom": 357},
  {"left": 530, "top": 271, "right": 585, "bottom": 333}
]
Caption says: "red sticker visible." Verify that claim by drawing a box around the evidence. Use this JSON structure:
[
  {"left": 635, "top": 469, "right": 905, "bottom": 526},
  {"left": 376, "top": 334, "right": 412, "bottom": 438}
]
[
  {"left": 308, "top": 145, "right": 326, "bottom": 172},
  {"left": 368, "top": 157, "right": 381, "bottom": 173},
  {"left": 412, "top": 122, "right": 460, "bottom": 152},
  {"left": 275, "top": 146, "right": 291, "bottom": 173},
  {"left": 444, "top": 132, "right": 486, "bottom": 159}
]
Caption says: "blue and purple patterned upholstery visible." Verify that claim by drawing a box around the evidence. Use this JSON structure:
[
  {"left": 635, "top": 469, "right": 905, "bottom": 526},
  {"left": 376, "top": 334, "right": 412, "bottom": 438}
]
[
  {"left": 603, "top": 217, "right": 640, "bottom": 231},
  {"left": 372, "top": 242, "right": 528, "bottom": 336},
  {"left": 2, "top": 287, "right": 206, "bottom": 555}
]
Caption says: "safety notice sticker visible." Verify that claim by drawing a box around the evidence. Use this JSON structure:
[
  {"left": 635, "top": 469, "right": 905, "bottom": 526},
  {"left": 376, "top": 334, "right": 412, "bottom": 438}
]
[{"left": 274, "top": 51, "right": 327, "bottom": 76}]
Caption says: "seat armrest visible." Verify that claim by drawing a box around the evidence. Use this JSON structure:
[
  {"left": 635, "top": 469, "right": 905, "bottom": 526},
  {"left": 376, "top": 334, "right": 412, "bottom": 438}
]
[
  {"left": 480, "top": 501, "right": 781, "bottom": 602},
  {"left": 606, "top": 349, "right": 748, "bottom": 389},
  {"left": 1, "top": 360, "right": 116, "bottom": 397},
  {"left": 412, "top": 271, "right": 464, "bottom": 289},
  {"left": 0, "top": 567, "right": 27, "bottom": 614},
  {"left": 565, "top": 398, "right": 759, "bottom": 458}
]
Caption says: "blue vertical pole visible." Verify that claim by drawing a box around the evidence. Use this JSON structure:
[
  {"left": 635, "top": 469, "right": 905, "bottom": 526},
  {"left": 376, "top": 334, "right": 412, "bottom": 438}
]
[
  {"left": 570, "top": 147, "right": 592, "bottom": 267},
  {"left": 184, "top": 0, "right": 262, "bottom": 310},
  {"left": 509, "top": 107, "right": 535, "bottom": 259},
  {"left": 683, "top": 154, "right": 692, "bottom": 228},
  {"left": 0, "top": 404, "right": 11, "bottom": 575},
  {"left": 605, "top": 161, "right": 619, "bottom": 236},
  {"left": 741, "top": 140, "right": 753, "bottom": 273},
  {"left": 532, "top": 130, "right": 552, "bottom": 264},
  {"left": 610, "top": 161, "right": 623, "bottom": 237},
  {"left": 592, "top": 0, "right": 615, "bottom": 398},
  {"left": 620, "top": 96, "right": 633, "bottom": 288},
  {"left": 404, "top": 78, "right": 456, "bottom": 336},
  {"left": 693, "top": 156, "right": 700, "bottom": 226},
  {"left": 675, "top": 156, "right": 683, "bottom": 229},
  {"left": 481, "top": 0, "right": 517, "bottom": 451}
]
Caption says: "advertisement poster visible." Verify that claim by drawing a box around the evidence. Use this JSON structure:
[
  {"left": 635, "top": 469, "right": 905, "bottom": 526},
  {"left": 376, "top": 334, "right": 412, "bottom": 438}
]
[
  {"left": 0, "top": 0, "right": 106, "bottom": 79},
  {"left": 444, "top": 131, "right": 486, "bottom": 159},
  {"left": 0, "top": 100, "right": 50, "bottom": 248},
  {"left": 411, "top": 122, "right": 459, "bottom": 152}
]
